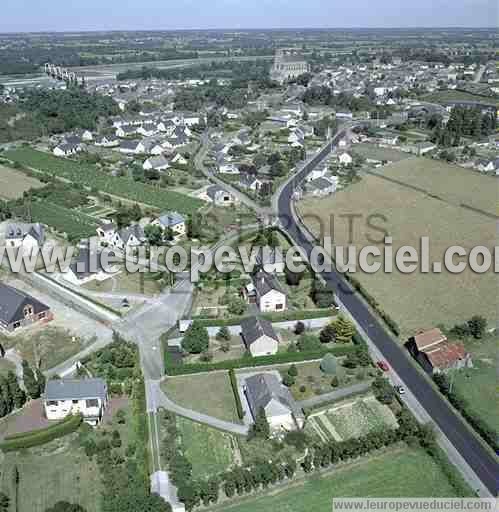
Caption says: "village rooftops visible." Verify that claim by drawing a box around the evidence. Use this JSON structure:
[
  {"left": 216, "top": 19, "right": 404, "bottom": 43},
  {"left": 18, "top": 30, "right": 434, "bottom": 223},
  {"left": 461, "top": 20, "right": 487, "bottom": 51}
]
[
  {"left": 424, "top": 342, "right": 467, "bottom": 371},
  {"left": 413, "top": 328, "right": 448, "bottom": 352},
  {"left": 0, "top": 283, "right": 50, "bottom": 327}
]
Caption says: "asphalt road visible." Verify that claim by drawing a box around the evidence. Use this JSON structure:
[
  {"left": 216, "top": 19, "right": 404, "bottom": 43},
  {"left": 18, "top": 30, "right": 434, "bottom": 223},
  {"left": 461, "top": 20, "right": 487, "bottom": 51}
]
[{"left": 276, "top": 131, "right": 499, "bottom": 496}]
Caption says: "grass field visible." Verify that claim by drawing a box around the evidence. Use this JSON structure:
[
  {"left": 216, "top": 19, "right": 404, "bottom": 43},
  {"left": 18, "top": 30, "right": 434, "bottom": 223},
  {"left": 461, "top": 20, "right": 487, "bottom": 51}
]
[
  {"left": 161, "top": 372, "right": 240, "bottom": 423},
  {"left": 215, "top": 448, "right": 464, "bottom": 512},
  {"left": 351, "top": 143, "right": 411, "bottom": 163},
  {"left": 452, "top": 335, "right": 499, "bottom": 435},
  {"left": 177, "top": 416, "right": 235, "bottom": 479},
  {"left": 0, "top": 165, "right": 44, "bottom": 199},
  {"left": 3, "top": 147, "right": 203, "bottom": 214},
  {"left": 0, "top": 434, "right": 101, "bottom": 512},
  {"left": 298, "top": 157, "right": 496, "bottom": 337},
  {"left": 422, "top": 90, "right": 499, "bottom": 107}
]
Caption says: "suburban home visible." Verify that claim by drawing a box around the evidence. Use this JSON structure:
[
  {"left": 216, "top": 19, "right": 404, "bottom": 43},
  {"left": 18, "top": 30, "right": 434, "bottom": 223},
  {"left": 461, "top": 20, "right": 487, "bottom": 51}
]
[
  {"left": 118, "top": 140, "right": 146, "bottom": 155},
  {"left": 137, "top": 122, "right": 158, "bottom": 137},
  {"left": 338, "top": 152, "right": 353, "bottom": 166},
  {"left": 115, "top": 125, "right": 137, "bottom": 138},
  {"left": 200, "top": 185, "right": 237, "bottom": 206},
  {"left": 243, "top": 373, "right": 305, "bottom": 432},
  {"left": 306, "top": 176, "right": 339, "bottom": 197},
  {"left": 0, "top": 283, "right": 52, "bottom": 332},
  {"left": 96, "top": 223, "right": 118, "bottom": 246},
  {"left": 255, "top": 247, "right": 285, "bottom": 275},
  {"left": 95, "top": 135, "right": 119, "bottom": 147},
  {"left": 44, "top": 378, "right": 108, "bottom": 426},
  {"left": 62, "top": 247, "right": 119, "bottom": 286},
  {"left": 114, "top": 224, "right": 146, "bottom": 251},
  {"left": 243, "top": 271, "right": 287, "bottom": 313},
  {"left": 241, "top": 316, "right": 279, "bottom": 357},
  {"left": 143, "top": 155, "right": 170, "bottom": 171},
  {"left": 406, "top": 328, "right": 472, "bottom": 374},
  {"left": 53, "top": 142, "right": 82, "bottom": 157},
  {"left": 239, "top": 174, "right": 263, "bottom": 192},
  {"left": 305, "top": 165, "right": 328, "bottom": 182},
  {"left": 151, "top": 212, "right": 186, "bottom": 238},
  {"left": 5, "top": 223, "right": 45, "bottom": 250}
]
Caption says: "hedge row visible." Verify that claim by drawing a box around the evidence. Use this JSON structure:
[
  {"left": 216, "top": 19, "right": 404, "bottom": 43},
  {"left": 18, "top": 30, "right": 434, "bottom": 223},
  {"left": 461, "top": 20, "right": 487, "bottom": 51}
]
[
  {"left": 165, "top": 345, "right": 356, "bottom": 375},
  {"left": 229, "top": 369, "right": 245, "bottom": 420},
  {"left": 346, "top": 275, "right": 400, "bottom": 336},
  {"left": 0, "top": 414, "right": 83, "bottom": 452},
  {"left": 189, "top": 309, "right": 335, "bottom": 328}
]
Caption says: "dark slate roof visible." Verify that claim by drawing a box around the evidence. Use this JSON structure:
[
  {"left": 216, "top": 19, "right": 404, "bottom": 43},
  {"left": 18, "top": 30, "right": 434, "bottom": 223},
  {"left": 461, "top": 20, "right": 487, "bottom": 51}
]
[
  {"left": 119, "top": 139, "right": 141, "bottom": 150},
  {"left": 119, "top": 224, "right": 145, "bottom": 244},
  {"left": 45, "top": 378, "right": 107, "bottom": 401},
  {"left": 0, "top": 282, "right": 50, "bottom": 326},
  {"left": 206, "top": 185, "right": 230, "bottom": 201},
  {"left": 253, "top": 271, "right": 285, "bottom": 296},
  {"left": 309, "top": 177, "right": 334, "bottom": 190},
  {"left": 244, "top": 373, "right": 302, "bottom": 419},
  {"left": 240, "top": 316, "right": 278, "bottom": 347},
  {"left": 5, "top": 223, "right": 45, "bottom": 244}
]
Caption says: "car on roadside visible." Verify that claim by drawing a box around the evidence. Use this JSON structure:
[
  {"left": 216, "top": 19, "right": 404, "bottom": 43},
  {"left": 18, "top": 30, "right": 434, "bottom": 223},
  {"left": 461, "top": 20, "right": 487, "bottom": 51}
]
[
  {"left": 395, "top": 385, "right": 405, "bottom": 395},
  {"left": 377, "top": 360, "right": 389, "bottom": 372}
]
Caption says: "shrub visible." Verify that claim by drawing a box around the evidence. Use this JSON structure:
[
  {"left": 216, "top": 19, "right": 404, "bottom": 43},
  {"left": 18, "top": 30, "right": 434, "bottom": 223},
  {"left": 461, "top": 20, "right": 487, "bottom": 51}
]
[
  {"left": 294, "top": 321, "right": 306, "bottom": 335},
  {"left": 229, "top": 369, "right": 244, "bottom": 420}
]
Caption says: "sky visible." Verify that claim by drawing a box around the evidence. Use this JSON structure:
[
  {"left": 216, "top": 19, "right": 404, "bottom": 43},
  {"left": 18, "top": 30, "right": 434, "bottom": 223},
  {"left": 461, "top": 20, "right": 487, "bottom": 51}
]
[{"left": 1, "top": 0, "right": 497, "bottom": 32}]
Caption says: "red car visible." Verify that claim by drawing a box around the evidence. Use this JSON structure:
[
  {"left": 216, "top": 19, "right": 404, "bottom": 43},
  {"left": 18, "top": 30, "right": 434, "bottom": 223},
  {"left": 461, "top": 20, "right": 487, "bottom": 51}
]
[{"left": 377, "top": 360, "right": 389, "bottom": 372}]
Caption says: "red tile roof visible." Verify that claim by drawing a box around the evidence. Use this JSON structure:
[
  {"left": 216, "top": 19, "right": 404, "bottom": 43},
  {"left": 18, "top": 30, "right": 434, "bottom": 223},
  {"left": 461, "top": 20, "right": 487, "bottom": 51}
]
[
  {"left": 414, "top": 328, "right": 447, "bottom": 351},
  {"left": 425, "top": 342, "right": 467, "bottom": 370}
]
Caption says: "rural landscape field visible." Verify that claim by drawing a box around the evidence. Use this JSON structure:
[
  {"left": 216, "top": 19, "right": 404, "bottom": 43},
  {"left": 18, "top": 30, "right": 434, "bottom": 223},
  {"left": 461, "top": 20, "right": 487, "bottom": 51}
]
[{"left": 298, "top": 156, "right": 496, "bottom": 337}]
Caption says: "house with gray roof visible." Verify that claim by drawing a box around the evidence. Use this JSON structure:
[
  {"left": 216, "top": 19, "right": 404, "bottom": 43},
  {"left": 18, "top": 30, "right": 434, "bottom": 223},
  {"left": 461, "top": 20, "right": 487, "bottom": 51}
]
[
  {"left": 151, "top": 211, "right": 186, "bottom": 239},
  {"left": 243, "top": 270, "right": 287, "bottom": 313},
  {"left": 241, "top": 316, "right": 279, "bottom": 357},
  {"left": 44, "top": 378, "right": 108, "bottom": 426},
  {"left": 5, "top": 223, "right": 45, "bottom": 250},
  {"left": 243, "top": 373, "right": 304, "bottom": 432},
  {"left": 199, "top": 185, "right": 236, "bottom": 206},
  {"left": 0, "top": 283, "right": 51, "bottom": 332}
]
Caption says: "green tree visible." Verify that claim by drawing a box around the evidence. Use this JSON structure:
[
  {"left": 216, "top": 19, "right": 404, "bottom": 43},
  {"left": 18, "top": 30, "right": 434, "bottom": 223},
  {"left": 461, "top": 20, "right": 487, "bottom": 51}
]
[
  {"left": 6, "top": 371, "right": 26, "bottom": 410},
  {"left": 249, "top": 407, "right": 270, "bottom": 439},
  {"left": 333, "top": 315, "right": 355, "bottom": 343},
  {"left": 371, "top": 376, "right": 395, "bottom": 405},
  {"left": 22, "top": 360, "right": 42, "bottom": 399},
  {"left": 467, "top": 315, "right": 487, "bottom": 339},
  {"left": 182, "top": 322, "right": 209, "bottom": 354},
  {"left": 216, "top": 326, "right": 231, "bottom": 342},
  {"left": 144, "top": 224, "right": 164, "bottom": 246},
  {"left": 319, "top": 323, "right": 336, "bottom": 344},
  {"left": 0, "top": 492, "right": 9, "bottom": 512},
  {"left": 282, "top": 373, "right": 295, "bottom": 387},
  {"left": 288, "top": 364, "right": 298, "bottom": 377},
  {"left": 227, "top": 296, "right": 246, "bottom": 316}
]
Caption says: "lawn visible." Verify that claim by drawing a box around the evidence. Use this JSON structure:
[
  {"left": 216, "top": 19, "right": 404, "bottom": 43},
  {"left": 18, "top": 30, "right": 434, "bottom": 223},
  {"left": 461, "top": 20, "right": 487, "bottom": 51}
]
[
  {"left": 452, "top": 334, "right": 499, "bottom": 435},
  {"left": 312, "top": 394, "right": 398, "bottom": 441},
  {"left": 83, "top": 267, "right": 163, "bottom": 296},
  {"left": 0, "top": 164, "right": 45, "bottom": 199},
  {"left": 215, "top": 448, "right": 466, "bottom": 512},
  {"left": 0, "top": 434, "right": 101, "bottom": 512},
  {"left": 161, "top": 371, "right": 240, "bottom": 423},
  {"left": 298, "top": 157, "right": 496, "bottom": 337},
  {"left": 0, "top": 326, "right": 91, "bottom": 371},
  {"left": 0, "top": 358, "right": 16, "bottom": 377},
  {"left": 176, "top": 416, "right": 235, "bottom": 479},
  {"left": 351, "top": 143, "right": 411, "bottom": 163}
]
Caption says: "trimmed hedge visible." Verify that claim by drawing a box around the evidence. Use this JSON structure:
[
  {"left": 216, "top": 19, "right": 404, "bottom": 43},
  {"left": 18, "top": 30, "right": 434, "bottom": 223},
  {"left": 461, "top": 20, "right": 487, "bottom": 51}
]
[
  {"left": 189, "top": 309, "right": 335, "bottom": 327},
  {"left": 0, "top": 414, "right": 83, "bottom": 452},
  {"left": 229, "top": 369, "right": 244, "bottom": 420},
  {"left": 165, "top": 344, "right": 356, "bottom": 375}
]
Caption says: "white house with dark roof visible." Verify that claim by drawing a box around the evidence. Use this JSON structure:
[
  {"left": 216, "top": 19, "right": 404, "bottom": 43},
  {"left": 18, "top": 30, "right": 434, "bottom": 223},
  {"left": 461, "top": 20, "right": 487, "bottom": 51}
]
[
  {"left": 240, "top": 316, "right": 279, "bottom": 357},
  {"left": 143, "top": 155, "right": 170, "bottom": 171},
  {"left": 151, "top": 212, "right": 186, "bottom": 238},
  {"left": 199, "top": 185, "right": 237, "bottom": 206},
  {"left": 62, "top": 248, "right": 119, "bottom": 286},
  {"left": 53, "top": 142, "right": 82, "bottom": 157},
  {"left": 243, "top": 373, "right": 304, "bottom": 432},
  {"left": 0, "top": 283, "right": 52, "bottom": 332},
  {"left": 5, "top": 223, "right": 45, "bottom": 251},
  {"left": 243, "top": 270, "right": 287, "bottom": 313},
  {"left": 44, "top": 378, "right": 108, "bottom": 426}
]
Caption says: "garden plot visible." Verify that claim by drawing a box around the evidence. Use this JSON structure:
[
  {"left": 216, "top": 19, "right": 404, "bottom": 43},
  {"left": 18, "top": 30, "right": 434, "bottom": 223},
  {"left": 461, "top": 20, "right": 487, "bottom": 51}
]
[{"left": 308, "top": 394, "right": 398, "bottom": 442}]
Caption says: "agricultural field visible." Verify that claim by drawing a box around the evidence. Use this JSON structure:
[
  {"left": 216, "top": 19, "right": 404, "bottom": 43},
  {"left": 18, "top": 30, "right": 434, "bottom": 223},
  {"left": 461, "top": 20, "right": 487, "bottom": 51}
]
[
  {"left": 422, "top": 90, "right": 499, "bottom": 107},
  {"left": 0, "top": 164, "right": 45, "bottom": 199},
  {"left": 298, "top": 157, "right": 496, "bottom": 337},
  {"left": 215, "top": 448, "right": 466, "bottom": 512},
  {"left": 3, "top": 147, "right": 203, "bottom": 214},
  {"left": 452, "top": 334, "right": 499, "bottom": 435},
  {"left": 176, "top": 416, "right": 236, "bottom": 479},
  {"left": 306, "top": 395, "right": 398, "bottom": 442},
  {"left": 161, "top": 372, "right": 240, "bottom": 423},
  {"left": 30, "top": 200, "right": 100, "bottom": 240},
  {"left": 351, "top": 143, "right": 411, "bottom": 163},
  {"left": 0, "top": 434, "right": 101, "bottom": 512}
]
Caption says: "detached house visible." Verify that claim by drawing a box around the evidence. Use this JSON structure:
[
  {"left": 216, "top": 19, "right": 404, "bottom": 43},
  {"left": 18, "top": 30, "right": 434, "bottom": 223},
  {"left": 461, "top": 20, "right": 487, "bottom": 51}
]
[
  {"left": 143, "top": 155, "right": 170, "bottom": 171},
  {"left": 151, "top": 212, "right": 186, "bottom": 239},
  {"left": 241, "top": 316, "right": 279, "bottom": 357},
  {"left": 53, "top": 142, "right": 82, "bottom": 157},
  {"left": 115, "top": 224, "right": 146, "bottom": 250},
  {"left": 200, "top": 185, "right": 237, "bottom": 206},
  {"left": 243, "top": 373, "right": 304, "bottom": 432},
  {"left": 44, "top": 378, "right": 108, "bottom": 426},
  {"left": 243, "top": 271, "right": 287, "bottom": 313},
  {"left": 62, "top": 248, "right": 118, "bottom": 286},
  {"left": 5, "top": 223, "right": 45, "bottom": 251},
  {"left": 0, "top": 283, "right": 52, "bottom": 332},
  {"left": 406, "top": 328, "right": 472, "bottom": 374}
]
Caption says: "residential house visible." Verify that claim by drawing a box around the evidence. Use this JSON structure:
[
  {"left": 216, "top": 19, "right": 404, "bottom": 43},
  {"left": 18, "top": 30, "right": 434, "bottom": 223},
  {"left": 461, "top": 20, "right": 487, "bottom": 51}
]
[
  {"left": 62, "top": 247, "right": 118, "bottom": 286},
  {"left": 53, "top": 142, "right": 82, "bottom": 157},
  {"left": 239, "top": 174, "right": 263, "bottom": 191},
  {"left": 240, "top": 316, "right": 279, "bottom": 357},
  {"left": 118, "top": 140, "right": 146, "bottom": 155},
  {"left": 288, "top": 127, "right": 305, "bottom": 147},
  {"left": 218, "top": 158, "right": 240, "bottom": 175},
  {"left": 143, "top": 155, "right": 170, "bottom": 171},
  {"left": 243, "top": 373, "right": 304, "bottom": 432},
  {"left": 137, "top": 122, "right": 159, "bottom": 137},
  {"left": 338, "top": 152, "right": 353, "bottom": 166},
  {"left": 114, "top": 224, "right": 146, "bottom": 251},
  {"left": 406, "top": 328, "right": 472, "bottom": 374},
  {"left": 306, "top": 176, "right": 339, "bottom": 197},
  {"left": 44, "top": 378, "right": 108, "bottom": 426},
  {"left": 5, "top": 223, "right": 45, "bottom": 251},
  {"left": 200, "top": 185, "right": 237, "bottom": 206},
  {"left": 0, "top": 283, "right": 52, "bottom": 332},
  {"left": 151, "top": 212, "right": 186, "bottom": 239},
  {"left": 115, "top": 125, "right": 137, "bottom": 138},
  {"left": 96, "top": 223, "right": 118, "bottom": 246},
  {"left": 243, "top": 271, "right": 287, "bottom": 313},
  {"left": 95, "top": 135, "right": 119, "bottom": 147}
]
